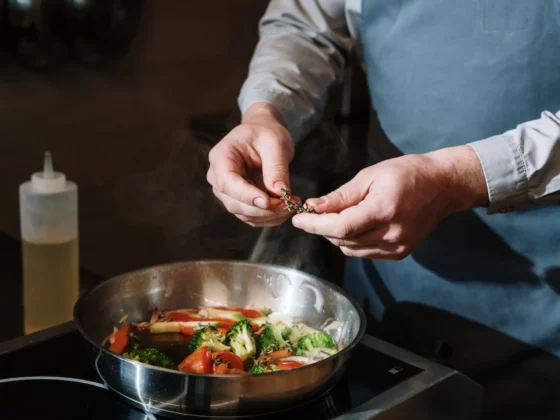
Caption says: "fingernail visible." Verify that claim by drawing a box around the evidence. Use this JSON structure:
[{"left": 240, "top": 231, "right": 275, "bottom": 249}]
[
  {"left": 292, "top": 216, "right": 301, "bottom": 228},
  {"left": 274, "top": 181, "right": 287, "bottom": 191},
  {"left": 254, "top": 197, "right": 266, "bottom": 209},
  {"left": 308, "top": 197, "right": 325, "bottom": 206}
]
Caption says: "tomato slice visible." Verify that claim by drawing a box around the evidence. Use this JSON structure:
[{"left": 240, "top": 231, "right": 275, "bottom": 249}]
[
  {"left": 108, "top": 324, "right": 130, "bottom": 355},
  {"left": 213, "top": 363, "right": 230, "bottom": 374},
  {"left": 178, "top": 346, "right": 213, "bottom": 374},
  {"left": 179, "top": 325, "right": 197, "bottom": 336},
  {"left": 276, "top": 361, "right": 305, "bottom": 370},
  {"left": 212, "top": 351, "right": 243, "bottom": 370}
]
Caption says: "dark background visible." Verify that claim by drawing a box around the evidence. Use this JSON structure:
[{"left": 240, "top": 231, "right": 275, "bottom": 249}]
[{"left": 0, "top": 1, "right": 370, "bottom": 286}]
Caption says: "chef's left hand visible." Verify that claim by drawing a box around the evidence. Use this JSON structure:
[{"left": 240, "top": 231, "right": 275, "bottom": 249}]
[{"left": 292, "top": 145, "right": 489, "bottom": 260}]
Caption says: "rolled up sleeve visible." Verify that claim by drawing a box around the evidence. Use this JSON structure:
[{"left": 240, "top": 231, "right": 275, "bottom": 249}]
[
  {"left": 238, "top": 0, "right": 354, "bottom": 143},
  {"left": 469, "top": 110, "right": 560, "bottom": 214}
]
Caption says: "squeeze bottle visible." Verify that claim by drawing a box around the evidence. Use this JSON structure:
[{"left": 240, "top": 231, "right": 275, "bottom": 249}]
[{"left": 19, "top": 152, "right": 79, "bottom": 334}]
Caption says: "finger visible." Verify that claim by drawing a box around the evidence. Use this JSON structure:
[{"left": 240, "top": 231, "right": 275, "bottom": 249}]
[
  {"left": 213, "top": 188, "right": 289, "bottom": 217},
  {"left": 257, "top": 140, "right": 292, "bottom": 196},
  {"left": 292, "top": 201, "right": 381, "bottom": 238},
  {"left": 306, "top": 170, "right": 370, "bottom": 214},
  {"left": 209, "top": 148, "right": 271, "bottom": 209},
  {"left": 235, "top": 214, "right": 290, "bottom": 227},
  {"left": 325, "top": 225, "right": 391, "bottom": 248},
  {"left": 339, "top": 245, "right": 408, "bottom": 261}
]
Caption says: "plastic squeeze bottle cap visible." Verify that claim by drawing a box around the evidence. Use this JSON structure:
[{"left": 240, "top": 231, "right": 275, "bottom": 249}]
[{"left": 31, "top": 151, "right": 67, "bottom": 192}]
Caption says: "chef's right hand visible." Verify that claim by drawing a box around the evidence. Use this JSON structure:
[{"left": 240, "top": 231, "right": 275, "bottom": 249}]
[{"left": 207, "top": 102, "right": 296, "bottom": 227}]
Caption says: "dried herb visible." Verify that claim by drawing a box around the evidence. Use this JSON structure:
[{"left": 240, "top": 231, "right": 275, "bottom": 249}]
[{"left": 280, "top": 188, "right": 315, "bottom": 214}]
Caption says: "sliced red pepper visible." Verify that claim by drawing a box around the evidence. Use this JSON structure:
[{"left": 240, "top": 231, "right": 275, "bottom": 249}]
[
  {"left": 214, "top": 320, "right": 236, "bottom": 328},
  {"left": 212, "top": 351, "right": 243, "bottom": 370},
  {"left": 276, "top": 361, "right": 305, "bottom": 370},
  {"left": 208, "top": 306, "right": 262, "bottom": 319},
  {"left": 168, "top": 312, "right": 203, "bottom": 322},
  {"left": 179, "top": 325, "right": 197, "bottom": 336},
  {"left": 108, "top": 324, "right": 130, "bottom": 355},
  {"left": 217, "top": 326, "right": 230, "bottom": 335},
  {"left": 257, "top": 348, "right": 294, "bottom": 361},
  {"left": 178, "top": 346, "right": 213, "bottom": 374}
]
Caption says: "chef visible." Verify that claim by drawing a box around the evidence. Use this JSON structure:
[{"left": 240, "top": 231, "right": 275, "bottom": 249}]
[{"left": 206, "top": 1, "right": 560, "bottom": 418}]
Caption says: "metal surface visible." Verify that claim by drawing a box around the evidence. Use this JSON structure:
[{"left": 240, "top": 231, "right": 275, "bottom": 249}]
[
  {"left": 336, "top": 334, "right": 483, "bottom": 419},
  {"left": 74, "top": 260, "right": 366, "bottom": 418}
]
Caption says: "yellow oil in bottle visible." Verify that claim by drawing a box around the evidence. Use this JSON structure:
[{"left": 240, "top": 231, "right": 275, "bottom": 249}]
[{"left": 22, "top": 237, "right": 79, "bottom": 334}]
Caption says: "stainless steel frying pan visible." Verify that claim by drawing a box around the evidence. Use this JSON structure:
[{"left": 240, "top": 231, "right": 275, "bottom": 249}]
[{"left": 73, "top": 259, "right": 366, "bottom": 418}]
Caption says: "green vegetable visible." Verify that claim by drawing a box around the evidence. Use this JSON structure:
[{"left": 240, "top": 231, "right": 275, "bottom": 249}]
[
  {"left": 206, "top": 307, "right": 246, "bottom": 322},
  {"left": 249, "top": 360, "right": 278, "bottom": 375},
  {"left": 150, "top": 321, "right": 218, "bottom": 334},
  {"left": 123, "top": 348, "right": 175, "bottom": 370},
  {"left": 258, "top": 323, "right": 291, "bottom": 355},
  {"left": 295, "top": 332, "right": 335, "bottom": 356},
  {"left": 288, "top": 323, "right": 320, "bottom": 344},
  {"left": 261, "top": 307, "right": 272, "bottom": 317},
  {"left": 225, "top": 319, "right": 257, "bottom": 361},
  {"left": 189, "top": 325, "right": 231, "bottom": 353},
  {"left": 250, "top": 316, "right": 269, "bottom": 327}
]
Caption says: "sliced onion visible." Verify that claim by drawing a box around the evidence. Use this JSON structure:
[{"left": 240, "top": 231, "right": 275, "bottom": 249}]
[
  {"left": 103, "top": 327, "right": 118, "bottom": 346},
  {"left": 306, "top": 347, "right": 337, "bottom": 361},
  {"left": 198, "top": 307, "right": 209, "bottom": 318},
  {"left": 149, "top": 309, "right": 160, "bottom": 325}
]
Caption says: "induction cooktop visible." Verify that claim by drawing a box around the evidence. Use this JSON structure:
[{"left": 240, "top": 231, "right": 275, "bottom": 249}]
[{"left": 0, "top": 322, "right": 482, "bottom": 419}]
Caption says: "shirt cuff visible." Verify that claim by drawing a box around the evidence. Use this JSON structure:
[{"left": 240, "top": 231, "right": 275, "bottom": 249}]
[
  {"left": 238, "top": 86, "right": 304, "bottom": 143},
  {"left": 468, "top": 134, "right": 530, "bottom": 214}
]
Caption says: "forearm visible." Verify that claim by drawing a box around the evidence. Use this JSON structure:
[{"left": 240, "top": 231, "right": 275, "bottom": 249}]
[
  {"left": 426, "top": 145, "right": 489, "bottom": 212},
  {"left": 238, "top": 0, "right": 353, "bottom": 143},
  {"left": 426, "top": 110, "right": 560, "bottom": 214}
]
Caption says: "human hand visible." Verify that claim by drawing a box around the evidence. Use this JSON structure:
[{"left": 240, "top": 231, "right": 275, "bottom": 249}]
[
  {"left": 292, "top": 146, "right": 488, "bottom": 260},
  {"left": 207, "top": 103, "right": 297, "bottom": 227}
]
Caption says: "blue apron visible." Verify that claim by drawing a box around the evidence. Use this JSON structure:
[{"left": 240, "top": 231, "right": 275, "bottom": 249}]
[{"left": 347, "top": 1, "right": 560, "bottom": 418}]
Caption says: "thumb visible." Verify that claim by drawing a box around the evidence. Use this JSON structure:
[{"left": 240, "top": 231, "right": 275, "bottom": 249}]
[
  {"left": 307, "top": 172, "right": 369, "bottom": 214},
  {"left": 259, "top": 141, "right": 292, "bottom": 196}
]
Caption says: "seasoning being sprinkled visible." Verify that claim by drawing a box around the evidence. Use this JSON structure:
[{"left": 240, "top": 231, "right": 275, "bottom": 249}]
[{"left": 280, "top": 188, "right": 315, "bottom": 214}]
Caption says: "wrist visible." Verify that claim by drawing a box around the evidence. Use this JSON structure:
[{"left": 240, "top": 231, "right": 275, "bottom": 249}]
[
  {"left": 242, "top": 102, "right": 287, "bottom": 128},
  {"left": 427, "top": 145, "right": 489, "bottom": 212}
]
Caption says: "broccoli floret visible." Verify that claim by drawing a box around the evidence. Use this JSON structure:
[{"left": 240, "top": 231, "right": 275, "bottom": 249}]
[
  {"left": 261, "top": 307, "right": 272, "bottom": 317},
  {"left": 249, "top": 364, "right": 269, "bottom": 374},
  {"left": 189, "top": 325, "right": 231, "bottom": 354},
  {"left": 123, "top": 348, "right": 175, "bottom": 369},
  {"left": 249, "top": 360, "right": 279, "bottom": 375},
  {"left": 295, "top": 332, "right": 335, "bottom": 356},
  {"left": 288, "top": 322, "right": 320, "bottom": 344},
  {"left": 258, "top": 323, "right": 291, "bottom": 355},
  {"left": 225, "top": 320, "right": 257, "bottom": 361}
]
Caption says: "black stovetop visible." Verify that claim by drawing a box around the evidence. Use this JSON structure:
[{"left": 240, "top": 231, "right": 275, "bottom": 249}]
[{"left": 0, "top": 325, "right": 423, "bottom": 419}]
